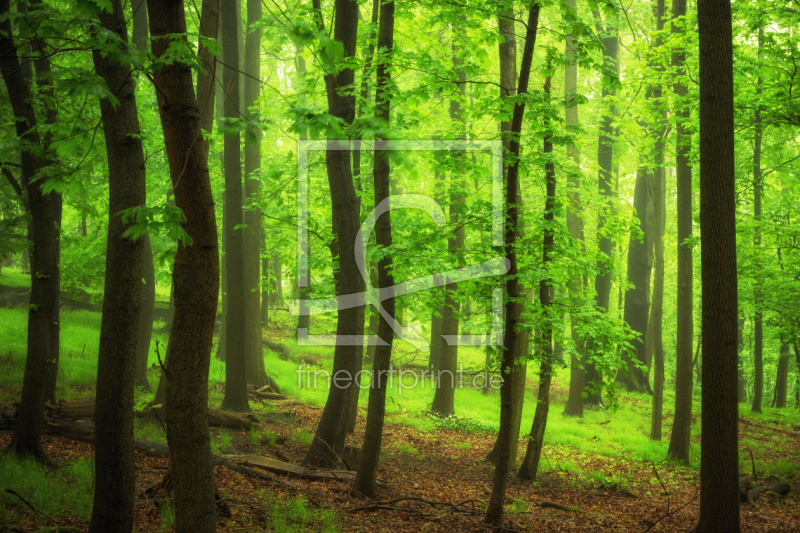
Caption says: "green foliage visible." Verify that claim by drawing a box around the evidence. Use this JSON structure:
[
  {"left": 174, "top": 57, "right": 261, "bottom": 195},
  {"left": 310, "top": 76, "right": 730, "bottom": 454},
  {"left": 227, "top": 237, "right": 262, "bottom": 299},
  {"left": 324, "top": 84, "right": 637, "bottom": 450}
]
[{"left": 159, "top": 500, "right": 176, "bottom": 531}]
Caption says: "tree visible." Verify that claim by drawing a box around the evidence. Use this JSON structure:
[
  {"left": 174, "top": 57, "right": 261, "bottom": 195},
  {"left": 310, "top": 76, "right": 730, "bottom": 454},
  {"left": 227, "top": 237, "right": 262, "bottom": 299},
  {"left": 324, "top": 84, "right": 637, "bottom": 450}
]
[
  {"left": 243, "top": 0, "right": 267, "bottom": 387},
  {"left": 147, "top": 0, "right": 220, "bottom": 529},
  {"left": 354, "top": 0, "right": 395, "bottom": 497},
  {"left": 0, "top": 0, "right": 60, "bottom": 463},
  {"left": 89, "top": 0, "right": 147, "bottom": 530},
  {"left": 431, "top": 18, "right": 467, "bottom": 417},
  {"left": 619, "top": 166, "right": 650, "bottom": 393},
  {"left": 697, "top": 0, "right": 740, "bottom": 528},
  {"left": 517, "top": 67, "right": 556, "bottom": 483},
  {"left": 587, "top": 6, "right": 620, "bottom": 406},
  {"left": 667, "top": 0, "right": 693, "bottom": 465},
  {"left": 219, "top": 0, "right": 250, "bottom": 413},
  {"left": 302, "top": 0, "right": 364, "bottom": 468},
  {"left": 562, "top": 0, "right": 585, "bottom": 419},
  {"left": 751, "top": 28, "right": 764, "bottom": 414},
  {"left": 485, "top": 2, "right": 540, "bottom": 525}
]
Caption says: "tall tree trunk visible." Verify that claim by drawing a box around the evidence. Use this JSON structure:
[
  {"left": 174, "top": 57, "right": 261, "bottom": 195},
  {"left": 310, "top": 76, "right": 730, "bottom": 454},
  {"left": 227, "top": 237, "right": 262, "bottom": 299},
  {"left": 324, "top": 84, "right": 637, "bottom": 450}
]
[
  {"left": 89, "top": 1, "right": 147, "bottom": 529},
  {"left": 431, "top": 20, "right": 467, "bottom": 417},
  {"left": 132, "top": 0, "right": 148, "bottom": 51},
  {"left": 650, "top": 150, "right": 666, "bottom": 441},
  {"left": 518, "top": 70, "right": 556, "bottom": 483},
  {"left": 484, "top": 5, "right": 540, "bottom": 525},
  {"left": 219, "top": 0, "right": 250, "bottom": 412},
  {"left": 667, "top": 0, "right": 693, "bottom": 465},
  {"left": 775, "top": 342, "right": 789, "bottom": 408},
  {"left": 0, "top": 0, "right": 59, "bottom": 463},
  {"left": 134, "top": 232, "right": 155, "bottom": 391},
  {"left": 697, "top": 0, "right": 740, "bottom": 529},
  {"left": 485, "top": 7, "right": 527, "bottom": 468},
  {"left": 619, "top": 167, "right": 649, "bottom": 392},
  {"left": 294, "top": 43, "right": 311, "bottom": 341},
  {"left": 737, "top": 314, "right": 746, "bottom": 402},
  {"left": 751, "top": 28, "right": 764, "bottom": 414},
  {"left": 243, "top": 0, "right": 266, "bottom": 387},
  {"left": 354, "top": 0, "right": 394, "bottom": 497},
  {"left": 302, "top": 0, "right": 363, "bottom": 468},
  {"left": 147, "top": 1, "right": 220, "bottom": 530},
  {"left": 587, "top": 8, "right": 619, "bottom": 407},
  {"left": 563, "top": 0, "right": 585, "bottom": 418}
]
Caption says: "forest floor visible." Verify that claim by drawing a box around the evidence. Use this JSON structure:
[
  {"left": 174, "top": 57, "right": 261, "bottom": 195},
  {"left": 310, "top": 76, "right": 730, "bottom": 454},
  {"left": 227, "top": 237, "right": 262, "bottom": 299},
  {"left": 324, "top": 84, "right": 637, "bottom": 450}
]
[{"left": 1, "top": 384, "right": 799, "bottom": 532}]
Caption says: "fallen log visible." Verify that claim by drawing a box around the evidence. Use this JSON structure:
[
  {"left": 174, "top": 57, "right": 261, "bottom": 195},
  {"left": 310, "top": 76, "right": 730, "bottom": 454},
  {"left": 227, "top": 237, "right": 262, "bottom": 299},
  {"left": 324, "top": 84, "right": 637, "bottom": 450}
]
[
  {"left": 739, "top": 417, "right": 800, "bottom": 438},
  {"left": 46, "top": 398, "right": 95, "bottom": 420},
  {"left": 262, "top": 337, "right": 293, "bottom": 360},
  {"left": 220, "top": 454, "right": 355, "bottom": 481}
]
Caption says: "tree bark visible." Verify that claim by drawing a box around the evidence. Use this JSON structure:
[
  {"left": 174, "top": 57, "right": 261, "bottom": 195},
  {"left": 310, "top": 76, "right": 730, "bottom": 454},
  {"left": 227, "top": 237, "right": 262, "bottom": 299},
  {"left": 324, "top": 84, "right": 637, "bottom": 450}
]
[
  {"left": 667, "top": 0, "right": 693, "bottom": 465},
  {"left": 619, "top": 166, "right": 649, "bottom": 393},
  {"left": 484, "top": 4, "right": 540, "bottom": 526},
  {"left": 354, "top": 0, "right": 395, "bottom": 497},
  {"left": 243, "top": 0, "right": 267, "bottom": 388},
  {"left": 517, "top": 70, "right": 555, "bottom": 483},
  {"left": 302, "top": 0, "right": 364, "bottom": 468},
  {"left": 562, "top": 0, "right": 585, "bottom": 419},
  {"left": 431, "top": 19, "right": 467, "bottom": 417},
  {"left": 775, "top": 342, "right": 789, "bottom": 408},
  {"left": 587, "top": 8, "right": 619, "bottom": 407},
  {"left": 737, "top": 314, "right": 746, "bottom": 402},
  {"left": 650, "top": 157, "right": 665, "bottom": 441},
  {"left": 134, "top": 232, "right": 155, "bottom": 391},
  {"left": 485, "top": 7, "right": 527, "bottom": 468},
  {"left": 0, "top": 0, "right": 59, "bottom": 463},
  {"left": 751, "top": 28, "right": 764, "bottom": 415},
  {"left": 697, "top": 0, "right": 741, "bottom": 528},
  {"left": 89, "top": 2, "right": 147, "bottom": 530},
  {"left": 219, "top": 0, "right": 250, "bottom": 412},
  {"left": 147, "top": 0, "right": 220, "bottom": 530}
]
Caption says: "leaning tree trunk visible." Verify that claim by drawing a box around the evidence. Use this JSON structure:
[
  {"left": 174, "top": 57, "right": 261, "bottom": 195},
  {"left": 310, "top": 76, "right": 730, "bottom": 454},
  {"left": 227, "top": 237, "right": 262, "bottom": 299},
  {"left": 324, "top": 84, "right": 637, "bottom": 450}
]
[
  {"left": 517, "top": 71, "right": 556, "bottom": 483},
  {"left": 89, "top": 2, "right": 147, "bottom": 530},
  {"left": 354, "top": 0, "right": 395, "bottom": 497},
  {"left": 302, "top": 0, "right": 364, "bottom": 468},
  {"left": 484, "top": 5, "right": 540, "bottom": 526},
  {"left": 147, "top": 0, "right": 220, "bottom": 531},
  {"left": 667, "top": 0, "right": 693, "bottom": 465},
  {"left": 0, "top": 0, "right": 59, "bottom": 463},
  {"left": 697, "top": 0, "right": 741, "bottom": 529},
  {"left": 485, "top": 8, "right": 528, "bottom": 468},
  {"left": 243, "top": 0, "right": 267, "bottom": 387},
  {"left": 219, "top": 0, "right": 250, "bottom": 413}
]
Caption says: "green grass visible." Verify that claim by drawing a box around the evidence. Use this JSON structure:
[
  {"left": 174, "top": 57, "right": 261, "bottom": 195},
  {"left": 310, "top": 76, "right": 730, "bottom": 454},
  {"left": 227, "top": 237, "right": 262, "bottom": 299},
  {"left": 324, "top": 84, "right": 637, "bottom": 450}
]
[
  {"left": 159, "top": 500, "right": 175, "bottom": 531},
  {"left": 213, "top": 429, "right": 232, "bottom": 453},
  {"left": 135, "top": 417, "right": 167, "bottom": 442},
  {"left": 293, "top": 428, "right": 314, "bottom": 446},
  {"left": 256, "top": 491, "right": 339, "bottom": 533},
  {"left": 0, "top": 454, "right": 94, "bottom": 524},
  {"left": 0, "top": 266, "right": 30, "bottom": 288}
]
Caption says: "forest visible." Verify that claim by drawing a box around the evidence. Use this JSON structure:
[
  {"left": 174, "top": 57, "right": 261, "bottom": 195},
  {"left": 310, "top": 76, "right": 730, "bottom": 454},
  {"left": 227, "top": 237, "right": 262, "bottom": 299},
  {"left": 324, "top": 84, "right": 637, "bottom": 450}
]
[{"left": 0, "top": 0, "right": 798, "bottom": 531}]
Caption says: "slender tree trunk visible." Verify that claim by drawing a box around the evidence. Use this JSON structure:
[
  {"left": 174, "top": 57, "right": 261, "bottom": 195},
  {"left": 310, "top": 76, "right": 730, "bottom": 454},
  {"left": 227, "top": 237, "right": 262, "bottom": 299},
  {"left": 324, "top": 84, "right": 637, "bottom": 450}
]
[
  {"left": 89, "top": 1, "right": 147, "bottom": 529},
  {"left": 302, "top": 0, "right": 364, "bottom": 468},
  {"left": 0, "top": 0, "right": 59, "bottom": 463},
  {"left": 484, "top": 5, "right": 540, "bottom": 525},
  {"left": 294, "top": 43, "right": 311, "bottom": 341},
  {"left": 697, "top": 0, "right": 740, "bottom": 528},
  {"left": 134, "top": 232, "right": 155, "bottom": 391},
  {"left": 354, "top": 0, "right": 394, "bottom": 496},
  {"left": 518, "top": 70, "right": 556, "bottom": 483},
  {"left": 587, "top": 9, "right": 619, "bottom": 407},
  {"left": 737, "top": 314, "right": 746, "bottom": 402},
  {"left": 486, "top": 9, "right": 527, "bottom": 467},
  {"left": 619, "top": 166, "right": 650, "bottom": 392},
  {"left": 219, "top": 0, "right": 250, "bottom": 412},
  {"left": 775, "top": 343, "right": 789, "bottom": 408},
  {"left": 147, "top": 1, "right": 220, "bottom": 530},
  {"left": 563, "top": 0, "right": 585, "bottom": 418},
  {"left": 667, "top": 0, "right": 693, "bottom": 465},
  {"left": 751, "top": 28, "right": 764, "bottom": 415},
  {"left": 650, "top": 156, "right": 666, "bottom": 441},
  {"left": 431, "top": 21, "right": 467, "bottom": 417},
  {"left": 243, "top": 0, "right": 266, "bottom": 387},
  {"left": 132, "top": 0, "right": 148, "bottom": 50}
]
